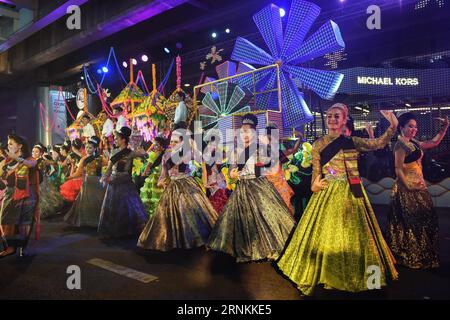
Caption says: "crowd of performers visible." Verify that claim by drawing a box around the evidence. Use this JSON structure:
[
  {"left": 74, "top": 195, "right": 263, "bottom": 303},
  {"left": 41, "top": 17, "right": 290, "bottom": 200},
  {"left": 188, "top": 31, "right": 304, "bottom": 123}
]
[{"left": 0, "top": 101, "right": 448, "bottom": 296}]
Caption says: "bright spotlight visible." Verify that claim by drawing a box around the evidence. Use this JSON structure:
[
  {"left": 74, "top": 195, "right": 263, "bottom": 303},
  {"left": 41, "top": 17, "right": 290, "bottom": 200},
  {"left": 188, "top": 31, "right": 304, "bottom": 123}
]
[
  {"left": 131, "top": 59, "right": 137, "bottom": 65},
  {"left": 164, "top": 47, "right": 170, "bottom": 54},
  {"left": 211, "top": 32, "right": 217, "bottom": 38},
  {"left": 279, "top": 8, "right": 286, "bottom": 17},
  {"left": 102, "top": 66, "right": 109, "bottom": 73},
  {"left": 141, "top": 55, "right": 149, "bottom": 62},
  {"left": 122, "top": 61, "right": 128, "bottom": 68}
]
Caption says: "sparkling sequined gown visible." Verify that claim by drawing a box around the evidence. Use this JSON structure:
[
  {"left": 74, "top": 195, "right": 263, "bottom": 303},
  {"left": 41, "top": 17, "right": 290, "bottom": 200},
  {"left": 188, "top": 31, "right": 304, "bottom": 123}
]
[
  {"left": 207, "top": 146, "right": 296, "bottom": 263},
  {"left": 277, "top": 128, "right": 398, "bottom": 295},
  {"left": 98, "top": 148, "right": 149, "bottom": 238},
  {"left": 386, "top": 139, "right": 439, "bottom": 269},
  {"left": 39, "top": 163, "right": 65, "bottom": 219},
  {"left": 65, "top": 157, "right": 105, "bottom": 227},
  {"left": 138, "top": 152, "right": 218, "bottom": 251}
]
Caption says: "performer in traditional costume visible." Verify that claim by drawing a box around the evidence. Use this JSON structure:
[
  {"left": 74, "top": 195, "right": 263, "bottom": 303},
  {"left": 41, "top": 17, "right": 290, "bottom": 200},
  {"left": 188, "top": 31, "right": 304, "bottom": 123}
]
[
  {"left": 277, "top": 104, "right": 399, "bottom": 295},
  {"left": 98, "top": 126, "right": 148, "bottom": 238},
  {"left": 60, "top": 138, "right": 84, "bottom": 202},
  {"left": 39, "top": 146, "right": 65, "bottom": 219},
  {"left": 137, "top": 125, "right": 218, "bottom": 251},
  {"left": 386, "top": 113, "right": 449, "bottom": 269},
  {"left": 139, "top": 133, "right": 169, "bottom": 218},
  {"left": 65, "top": 136, "right": 106, "bottom": 227},
  {"left": 59, "top": 140, "right": 71, "bottom": 177},
  {"left": 80, "top": 114, "right": 96, "bottom": 141},
  {"left": 102, "top": 105, "right": 128, "bottom": 153},
  {"left": 174, "top": 92, "right": 188, "bottom": 125},
  {"left": 0, "top": 135, "right": 38, "bottom": 258},
  {"left": 202, "top": 129, "right": 229, "bottom": 215},
  {"left": 288, "top": 142, "right": 313, "bottom": 220},
  {"left": 261, "top": 124, "right": 302, "bottom": 213},
  {"left": 207, "top": 114, "right": 295, "bottom": 263}
]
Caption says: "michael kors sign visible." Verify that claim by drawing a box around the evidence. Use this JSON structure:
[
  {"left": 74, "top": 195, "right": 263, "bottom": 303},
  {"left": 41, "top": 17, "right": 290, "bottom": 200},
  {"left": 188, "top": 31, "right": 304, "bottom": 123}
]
[{"left": 357, "top": 77, "right": 419, "bottom": 86}]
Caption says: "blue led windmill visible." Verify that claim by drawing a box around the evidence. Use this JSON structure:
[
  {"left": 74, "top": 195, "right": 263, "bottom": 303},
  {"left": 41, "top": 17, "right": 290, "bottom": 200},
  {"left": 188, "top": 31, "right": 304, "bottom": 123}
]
[
  {"left": 200, "top": 82, "right": 253, "bottom": 130},
  {"left": 231, "top": 0, "right": 345, "bottom": 128}
]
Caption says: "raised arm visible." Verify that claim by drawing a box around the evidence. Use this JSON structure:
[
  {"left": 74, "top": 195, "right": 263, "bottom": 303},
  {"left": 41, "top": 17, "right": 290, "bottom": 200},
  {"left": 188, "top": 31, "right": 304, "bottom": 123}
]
[
  {"left": 417, "top": 116, "right": 449, "bottom": 150},
  {"left": 284, "top": 132, "right": 303, "bottom": 156},
  {"left": 7, "top": 150, "right": 36, "bottom": 169},
  {"left": 157, "top": 156, "right": 169, "bottom": 188},
  {"left": 353, "top": 111, "right": 398, "bottom": 152}
]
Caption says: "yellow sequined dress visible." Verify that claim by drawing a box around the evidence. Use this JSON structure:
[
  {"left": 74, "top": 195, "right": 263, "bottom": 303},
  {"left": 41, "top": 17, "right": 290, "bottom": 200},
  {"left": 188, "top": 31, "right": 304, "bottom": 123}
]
[{"left": 277, "top": 128, "right": 398, "bottom": 295}]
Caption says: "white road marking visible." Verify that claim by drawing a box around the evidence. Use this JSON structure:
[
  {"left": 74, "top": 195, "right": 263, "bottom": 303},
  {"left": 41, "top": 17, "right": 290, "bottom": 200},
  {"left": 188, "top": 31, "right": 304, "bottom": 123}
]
[{"left": 87, "top": 258, "right": 158, "bottom": 284}]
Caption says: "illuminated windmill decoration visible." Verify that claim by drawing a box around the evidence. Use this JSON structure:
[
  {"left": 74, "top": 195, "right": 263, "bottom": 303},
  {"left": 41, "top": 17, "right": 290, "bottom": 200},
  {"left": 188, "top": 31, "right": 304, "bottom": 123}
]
[
  {"left": 231, "top": 0, "right": 345, "bottom": 128},
  {"left": 200, "top": 82, "right": 253, "bottom": 130},
  {"left": 324, "top": 49, "right": 347, "bottom": 69}
]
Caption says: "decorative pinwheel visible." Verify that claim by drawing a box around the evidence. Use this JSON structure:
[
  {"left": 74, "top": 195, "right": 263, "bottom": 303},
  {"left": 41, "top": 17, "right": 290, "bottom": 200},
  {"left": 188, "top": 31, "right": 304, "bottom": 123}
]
[
  {"left": 200, "top": 82, "right": 253, "bottom": 130},
  {"left": 231, "top": 0, "right": 346, "bottom": 128}
]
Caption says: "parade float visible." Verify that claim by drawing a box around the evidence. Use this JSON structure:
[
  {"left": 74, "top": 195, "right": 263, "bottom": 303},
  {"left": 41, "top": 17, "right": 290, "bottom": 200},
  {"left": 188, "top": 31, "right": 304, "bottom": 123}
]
[{"left": 163, "top": 56, "right": 197, "bottom": 127}]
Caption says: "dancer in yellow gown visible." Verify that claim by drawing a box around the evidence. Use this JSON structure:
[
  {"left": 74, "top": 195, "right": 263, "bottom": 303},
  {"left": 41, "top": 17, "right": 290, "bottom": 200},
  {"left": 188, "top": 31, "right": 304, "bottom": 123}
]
[{"left": 277, "top": 103, "right": 399, "bottom": 295}]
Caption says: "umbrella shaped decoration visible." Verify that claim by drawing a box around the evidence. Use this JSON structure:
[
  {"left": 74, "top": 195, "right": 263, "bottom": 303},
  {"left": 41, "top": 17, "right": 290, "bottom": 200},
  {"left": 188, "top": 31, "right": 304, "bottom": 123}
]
[{"left": 231, "top": 0, "right": 346, "bottom": 128}]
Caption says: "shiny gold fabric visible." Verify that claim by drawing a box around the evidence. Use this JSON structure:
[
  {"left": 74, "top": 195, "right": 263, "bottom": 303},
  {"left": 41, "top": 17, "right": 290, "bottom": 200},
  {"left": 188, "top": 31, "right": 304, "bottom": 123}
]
[
  {"left": 278, "top": 131, "right": 398, "bottom": 296},
  {"left": 386, "top": 141, "right": 439, "bottom": 269},
  {"left": 137, "top": 175, "right": 218, "bottom": 251},
  {"left": 207, "top": 176, "right": 295, "bottom": 263}
]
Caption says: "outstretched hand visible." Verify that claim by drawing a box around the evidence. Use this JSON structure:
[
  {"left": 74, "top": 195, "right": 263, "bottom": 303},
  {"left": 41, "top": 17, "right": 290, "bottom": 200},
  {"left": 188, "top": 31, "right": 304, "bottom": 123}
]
[
  {"left": 435, "top": 116, "right": 449, "bottom": 128},
  {"left": 380, "top": 110, "right": 398, "bottom": 128}
]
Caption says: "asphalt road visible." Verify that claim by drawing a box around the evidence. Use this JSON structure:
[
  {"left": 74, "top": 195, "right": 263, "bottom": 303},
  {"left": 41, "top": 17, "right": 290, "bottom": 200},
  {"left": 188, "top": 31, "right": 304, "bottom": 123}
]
[{"left": 1, "top": 205, "right": 449, "bottom": 300}]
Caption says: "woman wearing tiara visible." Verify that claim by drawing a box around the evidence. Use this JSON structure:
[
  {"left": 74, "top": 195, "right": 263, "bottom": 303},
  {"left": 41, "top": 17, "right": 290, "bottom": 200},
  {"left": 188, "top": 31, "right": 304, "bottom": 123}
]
[
  {"left": 277, "top": 104, "right": 399, "bottom": 296},
  {"left": 65, "top": 136, "right": 106, "bottom": 227},
  {"left": 137, "top": 124, "right": 218, "bottom": 251},
  {"left": 207, "top": 114, "right": 295, "bottom": 263},
  {"left": 386, "top": 112, "right": 449, "bottom": 269},
  {"left": 98, "top": 127, "right": 149, "bottom": 238}
]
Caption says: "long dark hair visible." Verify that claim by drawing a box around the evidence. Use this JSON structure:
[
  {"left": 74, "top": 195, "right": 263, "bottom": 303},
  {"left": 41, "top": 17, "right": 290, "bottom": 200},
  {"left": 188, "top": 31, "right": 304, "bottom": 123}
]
[
  {"left": 8, "top": 134, "right": 31, "bottom": 159},
  {"left": 398, "top": 112, "right": 417, "bottom": 133},
  {"left": 72, "top": 138, "right": 83, "bottom": 151}
]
